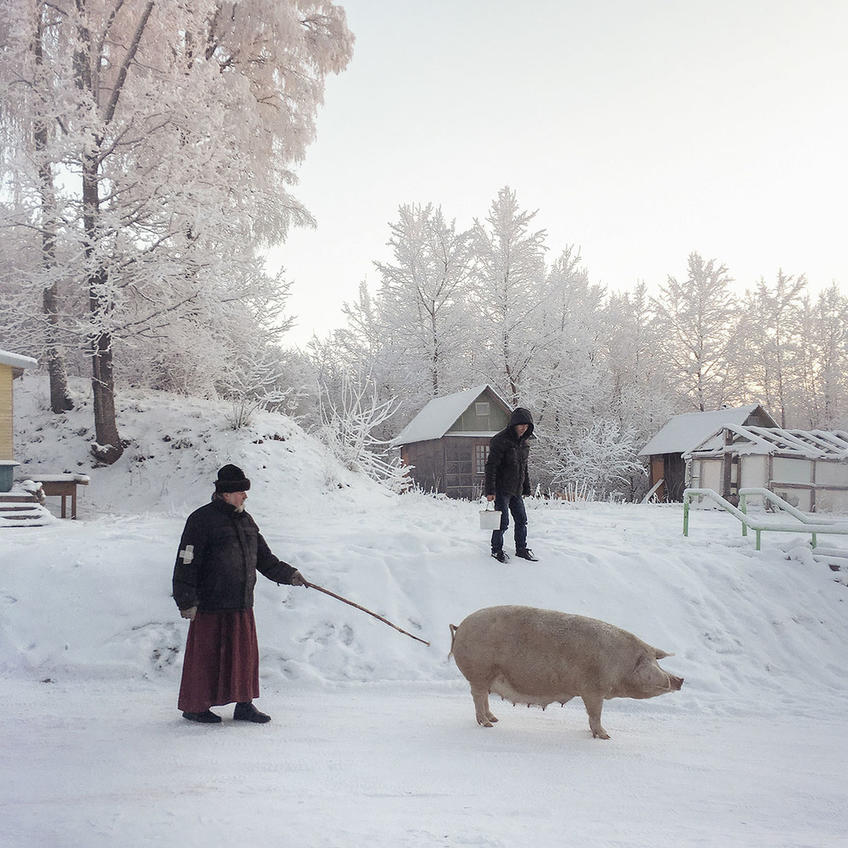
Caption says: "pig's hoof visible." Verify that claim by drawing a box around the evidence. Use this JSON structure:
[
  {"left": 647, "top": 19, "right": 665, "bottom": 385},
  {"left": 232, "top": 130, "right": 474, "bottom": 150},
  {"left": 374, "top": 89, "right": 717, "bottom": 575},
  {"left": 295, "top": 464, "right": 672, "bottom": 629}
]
[
  {"left": 592, "top": 728, "right": 611, "bottom": 740},
  {"left": 478, "top": 718, "right": 494, "bottom": 727},
  {"left": 488, "top": 713, "right": 499, "bottom": 723}
]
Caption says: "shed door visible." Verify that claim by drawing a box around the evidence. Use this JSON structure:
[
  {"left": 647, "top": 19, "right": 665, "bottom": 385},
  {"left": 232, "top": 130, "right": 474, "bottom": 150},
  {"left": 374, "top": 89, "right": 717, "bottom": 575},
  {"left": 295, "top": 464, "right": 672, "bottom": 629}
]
[{"left": 664, "top": 455, "right": 686, "bottom": 501}]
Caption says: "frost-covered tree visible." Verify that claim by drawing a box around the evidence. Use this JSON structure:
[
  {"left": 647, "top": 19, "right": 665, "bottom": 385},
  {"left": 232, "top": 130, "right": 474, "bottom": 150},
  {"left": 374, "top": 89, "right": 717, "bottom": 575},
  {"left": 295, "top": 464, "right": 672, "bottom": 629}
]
[
  {"left": 796, "top": 284, "right": 848, "bottom": 428},
  {"left": 375, "top": 203, "right": 474, "bottom": 401},
  {"left": 0, "top": 227, "right": 43, "bottom": 353},
  {"left": 0, "top": 0, "right": 353, "bottom": 462},
  {"left": 524, "top": 250, "right": 652, "bottom": 499},
  {"left": 602, "top": 283, "right": 676, "bottom": 496},
  {"left": 741, "top": 270, "right": 807, "bottom": 427},
  {"left": 318, "top": 194, "right": 848, "bottom": 500},
  {"left": 468, "top": 187, "right": 548, "bottom": 405},
  {"left": 532, "top": 246, "right": 605, "bottom": 423},
  {"left": 0, "top": 2, "right": 76, "bottom": 411},
  {"left": 653, "top": 252, "right": 742, "bottom": 411},
  {"left": 540, "top": 418, "right": 645, "bottom": 500},
  {"left": 337, "top": 281, "right": 385, "bottom": 376},
  {"left": 318, "top": 372, "right": 410, "bottom": 492},
  {"left": 312, "top": 281, "right": 400, "bottom": 438}
]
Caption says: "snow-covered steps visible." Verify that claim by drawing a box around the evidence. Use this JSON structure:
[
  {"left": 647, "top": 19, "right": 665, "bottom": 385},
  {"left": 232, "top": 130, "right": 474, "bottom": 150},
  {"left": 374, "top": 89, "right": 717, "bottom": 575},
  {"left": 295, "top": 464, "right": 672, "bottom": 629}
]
[{"left": 0, "top": 494, "right": 54, "bottom": 527}]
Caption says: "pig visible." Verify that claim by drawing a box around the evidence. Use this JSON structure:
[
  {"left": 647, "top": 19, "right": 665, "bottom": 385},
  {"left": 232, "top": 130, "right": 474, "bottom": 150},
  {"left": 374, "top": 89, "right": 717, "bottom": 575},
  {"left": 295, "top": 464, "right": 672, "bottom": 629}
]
[{"left": 449, "top": 605, "right": 683, "bottom": 739}]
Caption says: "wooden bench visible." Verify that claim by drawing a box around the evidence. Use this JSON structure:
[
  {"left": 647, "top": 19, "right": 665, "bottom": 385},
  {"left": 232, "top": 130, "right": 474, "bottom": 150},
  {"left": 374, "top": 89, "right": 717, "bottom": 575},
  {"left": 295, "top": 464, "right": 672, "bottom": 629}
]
[{"left": 23, "top": 474, "right": 90, "bottom": 519}]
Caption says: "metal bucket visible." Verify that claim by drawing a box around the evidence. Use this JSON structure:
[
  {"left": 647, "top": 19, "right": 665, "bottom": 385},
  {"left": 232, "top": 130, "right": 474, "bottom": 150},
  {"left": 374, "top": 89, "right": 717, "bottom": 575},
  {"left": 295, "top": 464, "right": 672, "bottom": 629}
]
[{"left": 479, "top": 508, "right": 502, "bottom": 530}]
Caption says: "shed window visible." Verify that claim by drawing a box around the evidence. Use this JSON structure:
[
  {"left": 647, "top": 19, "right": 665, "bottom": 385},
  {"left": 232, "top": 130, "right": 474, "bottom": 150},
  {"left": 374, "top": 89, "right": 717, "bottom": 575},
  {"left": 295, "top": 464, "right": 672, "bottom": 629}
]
[
  {"left": 475, "top": 444, "right": 489, "bottom": 474},
  {"left": 475, "top": 402, "right": 490, "bottom": 417}
]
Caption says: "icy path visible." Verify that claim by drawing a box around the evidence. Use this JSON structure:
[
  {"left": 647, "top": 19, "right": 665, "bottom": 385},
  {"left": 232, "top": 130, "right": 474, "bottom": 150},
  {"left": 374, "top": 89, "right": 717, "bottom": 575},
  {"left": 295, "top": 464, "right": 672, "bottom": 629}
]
[{"left": 3, "top": 679, "right": 846, "bottom": 848}]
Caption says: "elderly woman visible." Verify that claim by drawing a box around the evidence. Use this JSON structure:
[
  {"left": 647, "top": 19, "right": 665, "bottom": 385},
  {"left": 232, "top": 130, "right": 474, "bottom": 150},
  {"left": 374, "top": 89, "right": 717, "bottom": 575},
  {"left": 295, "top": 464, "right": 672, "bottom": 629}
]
[{"left": 172, "top": 464, "right": 307, "bottom": 724}]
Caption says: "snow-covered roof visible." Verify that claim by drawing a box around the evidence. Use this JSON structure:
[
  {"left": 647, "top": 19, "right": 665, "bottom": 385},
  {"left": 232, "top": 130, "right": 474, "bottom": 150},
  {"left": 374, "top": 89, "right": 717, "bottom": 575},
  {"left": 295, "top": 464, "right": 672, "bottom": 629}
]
[
  {"left": 639, "top": 405, "right": 776, "bottom": 456},
  {"left": 0, "top": 349, "right": 38, "bottom": 370},
  {"left": 686, "top": 425, "right": 848, "bottom": 460},
  {"left": 392, "top": 385, "right": 510, "bottom": 446}
]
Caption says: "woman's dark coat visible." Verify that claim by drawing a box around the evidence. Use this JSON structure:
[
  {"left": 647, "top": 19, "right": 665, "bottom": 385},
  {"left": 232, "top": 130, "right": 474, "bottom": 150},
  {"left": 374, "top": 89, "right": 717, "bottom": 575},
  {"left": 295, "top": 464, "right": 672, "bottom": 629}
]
[
  {"left": 172, "top": 498, "right": 297, "bottom": 612},
  {"left": 484, "top": 407, "right": 535, "bottom": 497}
]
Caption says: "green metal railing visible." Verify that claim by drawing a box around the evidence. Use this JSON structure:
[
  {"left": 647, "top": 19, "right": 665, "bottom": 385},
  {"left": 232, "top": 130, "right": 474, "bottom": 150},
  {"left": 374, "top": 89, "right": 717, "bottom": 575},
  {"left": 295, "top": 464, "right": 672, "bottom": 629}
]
[{"left": 683, "top": 487, "right": 848, "bottom": 551}]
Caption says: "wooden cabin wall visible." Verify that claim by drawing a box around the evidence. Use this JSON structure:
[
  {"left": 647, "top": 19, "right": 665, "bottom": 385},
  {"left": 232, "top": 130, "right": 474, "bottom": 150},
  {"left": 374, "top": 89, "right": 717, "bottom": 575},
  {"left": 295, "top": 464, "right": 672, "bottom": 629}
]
[
  {"left": 649, "top": 457, "right": 665, "bottom": 500},
  {"left": 746, "top": 408, "right": 777, "bottom": 428},
  {"left": 448, "top": 392, "right": 510, "bottom": 435},
  {"left": 0, "top": 365, "right": 13, "bottom": 461},
  {"left": 403, "top": 437, "right": 494, "bottom": 500},
  {"left": 403, "top": 440, "right": 445, "bottom": 494}
]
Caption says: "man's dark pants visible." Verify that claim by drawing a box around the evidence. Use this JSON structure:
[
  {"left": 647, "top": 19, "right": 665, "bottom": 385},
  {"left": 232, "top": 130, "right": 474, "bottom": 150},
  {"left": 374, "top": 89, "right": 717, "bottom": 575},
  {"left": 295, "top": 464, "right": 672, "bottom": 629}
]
[{"left": 490, "top": 491, "right": 527, "bottom": 553}]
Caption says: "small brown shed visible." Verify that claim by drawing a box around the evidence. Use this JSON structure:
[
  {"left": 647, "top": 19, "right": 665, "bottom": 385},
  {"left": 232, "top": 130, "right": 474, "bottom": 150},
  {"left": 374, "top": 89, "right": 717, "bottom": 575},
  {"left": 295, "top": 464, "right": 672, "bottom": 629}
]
[
  {"left": 0, "top": 349, "right": 38, "bottom": 491},
  {"left": 392, "top": 385, "right": 513, "bottom": 499},
  {"left": 639, "top": 404, "right": 777, "bottom": 502}
]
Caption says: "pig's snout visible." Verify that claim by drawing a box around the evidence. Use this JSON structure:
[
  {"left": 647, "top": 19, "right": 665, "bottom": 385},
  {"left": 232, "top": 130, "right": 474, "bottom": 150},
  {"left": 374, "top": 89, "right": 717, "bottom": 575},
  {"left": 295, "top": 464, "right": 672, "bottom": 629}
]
[{"left": 669, "top": 674, "right": 684, "bottom": 691}]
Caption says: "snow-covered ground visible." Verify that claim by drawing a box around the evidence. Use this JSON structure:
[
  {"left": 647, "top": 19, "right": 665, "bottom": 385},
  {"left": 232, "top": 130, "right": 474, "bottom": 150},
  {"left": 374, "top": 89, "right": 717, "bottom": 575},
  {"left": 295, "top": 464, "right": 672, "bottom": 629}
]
[{"left": 3, "top": 377, "right": 847, "bottom": 847}]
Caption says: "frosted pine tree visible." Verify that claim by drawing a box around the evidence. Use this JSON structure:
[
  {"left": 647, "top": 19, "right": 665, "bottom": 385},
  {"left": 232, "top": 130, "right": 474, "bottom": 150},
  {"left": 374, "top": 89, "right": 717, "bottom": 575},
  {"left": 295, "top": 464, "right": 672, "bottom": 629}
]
[
  {"left": 375, "top": 203, "right": 474, "bottom": 403},
  {"left": 653, "top": 252, "right": 742, "bottom": 411},
  {"left": 741, "top": 271, "right": 807, "bottom": 427},
  {"left": 468, "top": 187, "right": 548, "bottom": 406}
]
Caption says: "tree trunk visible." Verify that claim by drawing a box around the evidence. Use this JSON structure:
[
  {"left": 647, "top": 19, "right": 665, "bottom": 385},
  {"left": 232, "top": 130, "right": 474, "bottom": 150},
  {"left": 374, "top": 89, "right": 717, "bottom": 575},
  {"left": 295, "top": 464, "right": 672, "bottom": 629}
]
[
  {"left": 83, "top": 151, "right": 123, "bottom": 464},
  {"left": 34, "top": 6, "right": 73, "bottom": 413},
  {"left": 503, "top": 328, "right": 519, "bottom": 405},
  {"left": 90, "top": 329, "right": 122, "bottom": 463},
  {"left": 73, "top": 0, "right": 158, "bottom": 465},
  {"left": 43, "top": 284, "right": 74, "bottom": 412},
  {"left": 430, "top": 312, "right": 439, "bottom": 396}
]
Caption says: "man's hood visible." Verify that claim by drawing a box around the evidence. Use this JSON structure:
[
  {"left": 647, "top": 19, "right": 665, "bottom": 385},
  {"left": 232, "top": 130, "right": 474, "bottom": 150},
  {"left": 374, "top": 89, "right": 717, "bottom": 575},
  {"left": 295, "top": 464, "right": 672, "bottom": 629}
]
[{"left": 509, "top": 407, "right": 534, "bottom": 439}]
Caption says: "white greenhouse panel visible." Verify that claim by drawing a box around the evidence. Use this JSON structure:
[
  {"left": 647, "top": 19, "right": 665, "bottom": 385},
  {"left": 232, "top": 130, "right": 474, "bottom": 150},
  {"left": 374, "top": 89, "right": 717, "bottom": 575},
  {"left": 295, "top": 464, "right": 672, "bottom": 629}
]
[
  {"left": 772, "top": 457, "right": 812, "bottom": 485},
  {"left": 740, "top": 455, "right": 768, "bottom": 489},
  {"left": 701, "top": 461, "right": 723, "bottom": 492},
  {"left": 815, "top": 462, "right": 848, "bottom": 486},
  {"left": 815, "top": 490, "right": 848, "bottom": 513}
]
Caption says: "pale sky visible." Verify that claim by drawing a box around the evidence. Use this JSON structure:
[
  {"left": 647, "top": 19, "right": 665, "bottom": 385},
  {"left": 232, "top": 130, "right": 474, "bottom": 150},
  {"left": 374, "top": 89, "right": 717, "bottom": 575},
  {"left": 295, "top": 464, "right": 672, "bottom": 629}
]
[{"left": 269, "top": 0, "right": 848, "bottom": 345}]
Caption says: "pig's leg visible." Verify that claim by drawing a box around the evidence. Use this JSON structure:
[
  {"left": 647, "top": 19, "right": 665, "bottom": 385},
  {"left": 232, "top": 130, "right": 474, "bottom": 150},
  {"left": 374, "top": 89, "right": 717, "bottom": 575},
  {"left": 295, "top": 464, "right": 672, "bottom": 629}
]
[
  {"left": 470, "top": 684, "right": 498, "bottom": 727},
  {"left": 581, "top": 693, "right": 610, "bottom": 739}
]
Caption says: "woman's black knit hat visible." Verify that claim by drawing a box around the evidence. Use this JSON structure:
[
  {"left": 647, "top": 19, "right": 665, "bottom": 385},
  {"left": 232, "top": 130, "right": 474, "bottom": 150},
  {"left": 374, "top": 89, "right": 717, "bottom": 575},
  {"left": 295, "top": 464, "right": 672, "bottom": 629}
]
[{"left": 215, "top": 464, "right": 251, "bottom": 493}]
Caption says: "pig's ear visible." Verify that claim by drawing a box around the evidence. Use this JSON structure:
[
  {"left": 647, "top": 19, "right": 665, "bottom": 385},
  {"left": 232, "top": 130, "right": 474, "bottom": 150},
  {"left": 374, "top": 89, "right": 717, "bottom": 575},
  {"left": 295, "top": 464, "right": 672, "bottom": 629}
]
[{"left": 654, "top": 648, "right": 674, "bottom": 659}]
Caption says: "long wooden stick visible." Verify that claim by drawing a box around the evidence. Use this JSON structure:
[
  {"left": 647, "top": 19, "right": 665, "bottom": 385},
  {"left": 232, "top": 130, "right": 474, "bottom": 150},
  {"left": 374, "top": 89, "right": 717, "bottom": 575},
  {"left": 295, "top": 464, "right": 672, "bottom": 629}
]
[{"left": 303, "top": 581, "right": 430, "bottom": 647}]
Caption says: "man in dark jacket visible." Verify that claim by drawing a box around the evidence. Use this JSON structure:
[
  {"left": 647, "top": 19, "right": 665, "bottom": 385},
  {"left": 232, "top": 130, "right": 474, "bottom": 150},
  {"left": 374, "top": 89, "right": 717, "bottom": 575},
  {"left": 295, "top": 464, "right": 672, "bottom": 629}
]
[
  {"left": 484, "top": 407, "right": 538, "bottom": 563},
  {"left": 173, "top": 464, "right": 308, "bottom": 724}
]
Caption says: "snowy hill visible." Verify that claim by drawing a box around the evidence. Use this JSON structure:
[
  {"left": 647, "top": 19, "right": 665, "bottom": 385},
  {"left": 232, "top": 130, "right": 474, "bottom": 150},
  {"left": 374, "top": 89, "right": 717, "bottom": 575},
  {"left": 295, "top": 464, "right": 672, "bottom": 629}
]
[
  {"left": 7, "top": 375, "right": 847, "bottom": 700},
  {"left": 3, "top": 376, "right": 847, "bottom": 847}
]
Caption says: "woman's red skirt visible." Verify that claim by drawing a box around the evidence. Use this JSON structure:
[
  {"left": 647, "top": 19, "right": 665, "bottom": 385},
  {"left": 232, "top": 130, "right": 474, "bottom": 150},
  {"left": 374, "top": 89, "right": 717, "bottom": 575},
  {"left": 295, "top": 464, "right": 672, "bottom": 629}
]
[{"left": 178, "top": 609, "right": 260, "bottom": 713}]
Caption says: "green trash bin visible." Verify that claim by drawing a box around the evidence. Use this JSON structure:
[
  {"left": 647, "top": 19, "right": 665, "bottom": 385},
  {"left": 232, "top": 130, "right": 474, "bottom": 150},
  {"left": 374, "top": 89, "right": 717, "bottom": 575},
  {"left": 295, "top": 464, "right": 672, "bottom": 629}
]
[{"left": 0, "top": 462, "right": 18, "bottom": 493}]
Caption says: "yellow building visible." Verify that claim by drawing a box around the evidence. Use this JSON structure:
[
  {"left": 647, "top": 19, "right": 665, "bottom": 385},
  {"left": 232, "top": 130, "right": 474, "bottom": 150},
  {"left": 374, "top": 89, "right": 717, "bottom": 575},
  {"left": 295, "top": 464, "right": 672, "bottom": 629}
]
[{"left": 0, "top": 349, "right": 38, "bottom": 491}]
